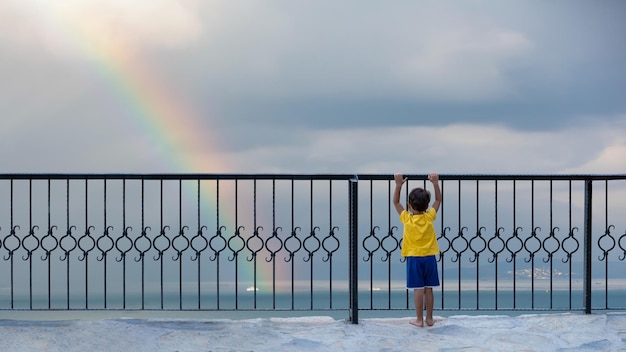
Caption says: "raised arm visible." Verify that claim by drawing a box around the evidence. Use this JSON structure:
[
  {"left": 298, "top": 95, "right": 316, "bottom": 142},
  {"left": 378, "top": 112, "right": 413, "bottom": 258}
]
[
  {"left": 429, "top": 173, "right": 442, "bottom": 213},
  {"left": 393, "top": 173, "right": 407, "bottom": 215}
]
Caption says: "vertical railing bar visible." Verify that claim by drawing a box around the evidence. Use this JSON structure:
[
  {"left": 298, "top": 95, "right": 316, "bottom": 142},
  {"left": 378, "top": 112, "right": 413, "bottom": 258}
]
[
  {"left": 122, "top": 179, "right": 126, "bottom": 309},
  {"left": 234, "top": 179, "right": 239, "bottom": 309},
  {"left": 386, "top": 179, "right": 392, "bottom": 310},
  {"left": 141, "top": 179, "right": 145, "bottom": 310},
  {"left": 253, "top": 178, "right": 258, "bottom": 308},
  {"left": 348, "top": 175, "right": 358, "bottom": 323},
  {"left": 386, "top": 180, "right": 393, "bottom": 309},
  {"left": 290, "top": 178, "right": 295, "bottom": 310},
  {"left": 524, "top": 180, "right": 536, "bottom": 309},
  {"left": 549, "top": 180, "right": 554, "bottom": 309},
  {"left": 457, "top": 179, "right": 461, "bottom": 309},
  {"left": 604, "top": 180, "right": 609, "bottom": 309},
  {"left": 178, "top": 179, "right": 183, "bottom": 310},
  {"left": 66, "top": 179, "right": 70, "bottom": 310},
  {"left": 513, "top": 180, "right": 517, "bottom": 309},
  {"left": 475, "top": 179, "right": 479, "bottom": 310},
  {"left": 568, "top": 180, "right": 573, "bottom": 310},
  {"left": 159, "top": 180, "right": 164, "bottom": 309},
  {"left": 438, "top": 180, "right": 446, "bottom": 309},
  {"left": 382, "top": 180, "right": 389, "bottom": 310},
  {"left": 197, "top": 179, "right": 201, "bottom": 310},
  {"left": 369, "top": 181, "right": 374, "bottom": 309},
  {"left": 309, "top": 179, "right": 314, "bottom": 310},
  {"left": 48, "top": 179, "right": 52, "bottom": 309},
  {"left": 440, "top": 179, "right": 445, "bottom": 310},
  {"left": 216, "top": 178, "right": 221, "bottom": 310},
  {"left": 329, "top": 179, "right": 334, "bottom": 309},
  {"left": 85, "top": 179, "right": 89, "bottom": 309},
  {"left": 583, "top": 178, "right": 592, "bottom": 314},
  {"left": 10, "top": 180, "right": 14, "bottom": 309},
  {"left": 403, "top": 180, "right": 409, "bottom": 309},
  {"left": 29, "top": 179, "right": 33, "bottom": 309},
  {"left": 272, "top": 179, "right": 276, "bottom": 309},
  {"left": 422, "top": 176, "right": 426, "bottom": 308},
  {"left": 494, "top": 180, "right": 499, "bottom": 310},
  {"left": 103, "top": 179, "right": 108, "bottom": 309}
]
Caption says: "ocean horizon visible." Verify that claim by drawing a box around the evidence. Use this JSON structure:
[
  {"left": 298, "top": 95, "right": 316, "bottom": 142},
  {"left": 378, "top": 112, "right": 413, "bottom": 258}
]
[{"left": 3, "top": 279, "right": 625, "bottom": 321}]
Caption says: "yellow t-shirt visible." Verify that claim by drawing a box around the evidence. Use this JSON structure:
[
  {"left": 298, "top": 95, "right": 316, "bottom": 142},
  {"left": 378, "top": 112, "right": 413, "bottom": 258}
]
[{"left": 400, "top": 208, "right": 440, "bottom": 257}]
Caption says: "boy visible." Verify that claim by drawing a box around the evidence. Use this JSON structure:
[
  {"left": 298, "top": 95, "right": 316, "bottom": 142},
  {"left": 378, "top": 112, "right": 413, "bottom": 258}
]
[{"left": 393, "top": 173, "right": 442, "bottom": 327}]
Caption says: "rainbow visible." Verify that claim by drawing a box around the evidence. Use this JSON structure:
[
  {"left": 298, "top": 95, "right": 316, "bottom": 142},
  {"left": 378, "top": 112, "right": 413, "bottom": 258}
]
[
  {"left": 27, "top": 3, "right": 289, "bottom": 293},
  {"left": 57, "top": 9, "right": 225, "bottom": 173}
]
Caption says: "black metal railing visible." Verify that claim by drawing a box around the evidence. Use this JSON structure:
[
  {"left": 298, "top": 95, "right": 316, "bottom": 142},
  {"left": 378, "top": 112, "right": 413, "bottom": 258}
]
[{"left": 0, "top": 174, "right": 625, "bottom": 324}]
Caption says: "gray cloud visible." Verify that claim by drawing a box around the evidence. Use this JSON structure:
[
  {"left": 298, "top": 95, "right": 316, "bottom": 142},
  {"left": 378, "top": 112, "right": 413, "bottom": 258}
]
[
  {"left": 219, "top": 117, "right": 626, "bottom": 174},
  {"left": 180, "top": 1, "right": 626, "bottom": 131},
  {"left": 1, "top": 1, "right": 625, "bottom": 173}
]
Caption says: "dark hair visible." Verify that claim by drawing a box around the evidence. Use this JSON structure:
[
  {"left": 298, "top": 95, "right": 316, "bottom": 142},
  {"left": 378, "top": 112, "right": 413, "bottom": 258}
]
[{"left": 408, "top": 188, "right": 430, "bottom": 212}]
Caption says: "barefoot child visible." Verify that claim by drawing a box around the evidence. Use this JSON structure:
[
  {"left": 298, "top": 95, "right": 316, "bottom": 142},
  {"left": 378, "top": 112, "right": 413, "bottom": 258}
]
[{"left": 392, "top": 173, "right": 442, "bottom": 327}]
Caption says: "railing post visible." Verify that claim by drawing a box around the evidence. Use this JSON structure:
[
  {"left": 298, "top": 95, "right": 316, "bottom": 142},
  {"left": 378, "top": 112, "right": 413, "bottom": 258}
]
[
  {"left": 348, "top": 176, "right": 359, "bottom": 324},
  {"left": 583, "top": 178, "right": 593, "bottom": 314}
]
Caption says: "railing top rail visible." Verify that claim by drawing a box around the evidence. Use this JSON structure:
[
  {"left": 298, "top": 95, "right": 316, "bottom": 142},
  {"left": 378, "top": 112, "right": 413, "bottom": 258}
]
[
  {"left": 0, "top": 173, "right": 624, "bottom": 181},
  {"left": 357, "top": 174, "right": 626, "bottom": 181},
  {"left": 0, "top": 173, "right": 357, "bottom": 181}
]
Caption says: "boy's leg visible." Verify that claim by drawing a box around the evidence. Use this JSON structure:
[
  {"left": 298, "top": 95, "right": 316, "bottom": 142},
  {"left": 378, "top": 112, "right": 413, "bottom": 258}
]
[
  {"left": 411, "top": 288, "right": 425, "bottom": 327},
  {"left": 424, "top": 287, "right": 434, "bottom": 326}
]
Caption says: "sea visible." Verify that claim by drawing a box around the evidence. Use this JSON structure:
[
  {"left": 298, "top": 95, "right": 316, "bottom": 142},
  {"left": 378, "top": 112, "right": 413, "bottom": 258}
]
[{"left": 2, "top": 279, "right": 625, "bottom": 321}]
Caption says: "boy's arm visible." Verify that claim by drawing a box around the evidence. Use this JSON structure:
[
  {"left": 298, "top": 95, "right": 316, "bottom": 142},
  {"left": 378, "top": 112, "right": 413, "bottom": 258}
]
[
  {"left": 393, "top": 173, "right": 406, "bottom": 215},
  {"left": 429, "top": 173, "right": 442, "bottom": 213}
]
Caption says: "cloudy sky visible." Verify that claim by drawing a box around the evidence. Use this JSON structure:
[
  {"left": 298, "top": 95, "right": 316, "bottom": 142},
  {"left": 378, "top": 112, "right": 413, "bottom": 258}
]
[{"left": 1, "top": 0, "right": 625, "bottom": 174}]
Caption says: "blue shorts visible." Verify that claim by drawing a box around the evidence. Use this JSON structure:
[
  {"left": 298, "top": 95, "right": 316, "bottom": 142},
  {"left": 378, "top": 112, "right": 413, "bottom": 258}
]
[{"left": 406, "top": 256, "right": 440, "bottom": 289}]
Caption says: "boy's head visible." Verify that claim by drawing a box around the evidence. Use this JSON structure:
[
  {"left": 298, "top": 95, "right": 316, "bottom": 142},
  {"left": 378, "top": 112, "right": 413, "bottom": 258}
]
[{"left": 408, "top": 187, "right": 430, "bottom": 213}]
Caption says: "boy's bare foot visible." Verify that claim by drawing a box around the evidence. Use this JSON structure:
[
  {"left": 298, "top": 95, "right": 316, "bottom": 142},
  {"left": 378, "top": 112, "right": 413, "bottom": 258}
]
[
  {"left": 426, "top": 318, "right": 435, "bottom": 326},
  {"left": 410, "top": 319, "right": 424, "bottom": 327}
]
